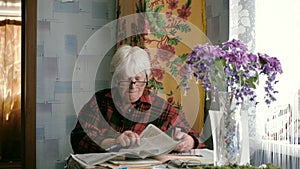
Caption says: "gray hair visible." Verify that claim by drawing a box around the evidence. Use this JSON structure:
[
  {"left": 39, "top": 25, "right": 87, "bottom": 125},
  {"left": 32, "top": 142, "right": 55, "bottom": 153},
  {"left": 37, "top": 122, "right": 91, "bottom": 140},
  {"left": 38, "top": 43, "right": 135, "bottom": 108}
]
[{"left": 110, "top": 45, "right": 151, "bottom": 86}]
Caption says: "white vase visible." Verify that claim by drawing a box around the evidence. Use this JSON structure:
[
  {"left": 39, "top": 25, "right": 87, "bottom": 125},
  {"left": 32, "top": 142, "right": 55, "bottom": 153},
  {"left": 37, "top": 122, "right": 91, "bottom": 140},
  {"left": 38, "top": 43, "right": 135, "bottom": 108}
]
[{"left": 212, "top": 91, "right": 243, "bottom": 166}]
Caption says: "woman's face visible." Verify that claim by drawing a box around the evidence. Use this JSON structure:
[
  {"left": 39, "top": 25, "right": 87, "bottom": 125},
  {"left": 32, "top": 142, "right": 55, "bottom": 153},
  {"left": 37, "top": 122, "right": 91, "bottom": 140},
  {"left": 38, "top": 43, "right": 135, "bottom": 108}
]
[{"left": 117, "top": 71, "right": 147, "bottom": 103}]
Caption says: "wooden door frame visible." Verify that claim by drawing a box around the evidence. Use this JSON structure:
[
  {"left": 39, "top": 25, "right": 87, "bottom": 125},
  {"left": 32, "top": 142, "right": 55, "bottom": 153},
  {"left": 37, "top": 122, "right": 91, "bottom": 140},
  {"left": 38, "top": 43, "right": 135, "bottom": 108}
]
[{"left": 22, "top": 0, "right": 36, "bottom": 168}]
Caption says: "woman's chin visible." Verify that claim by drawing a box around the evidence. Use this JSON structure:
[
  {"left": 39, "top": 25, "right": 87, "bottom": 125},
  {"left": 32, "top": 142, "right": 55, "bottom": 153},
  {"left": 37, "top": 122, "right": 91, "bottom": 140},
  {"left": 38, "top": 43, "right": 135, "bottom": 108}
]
[{"left": 129, "top": 94, "right": 139, "bottom": 102}]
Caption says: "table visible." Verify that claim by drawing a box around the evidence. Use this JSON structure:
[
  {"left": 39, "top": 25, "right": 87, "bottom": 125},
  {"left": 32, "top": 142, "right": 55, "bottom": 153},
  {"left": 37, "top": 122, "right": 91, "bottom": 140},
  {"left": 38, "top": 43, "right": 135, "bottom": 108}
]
[{"left": 66, "top": 149, "right": 214, "bottom": 169}]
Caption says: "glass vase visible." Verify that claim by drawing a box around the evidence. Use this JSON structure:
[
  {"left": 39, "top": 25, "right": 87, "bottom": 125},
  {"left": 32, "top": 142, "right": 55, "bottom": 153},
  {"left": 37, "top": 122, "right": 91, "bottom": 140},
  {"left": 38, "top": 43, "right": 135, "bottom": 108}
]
[{"left": 215, "top": 91, "right": 243, "bottom": 166}]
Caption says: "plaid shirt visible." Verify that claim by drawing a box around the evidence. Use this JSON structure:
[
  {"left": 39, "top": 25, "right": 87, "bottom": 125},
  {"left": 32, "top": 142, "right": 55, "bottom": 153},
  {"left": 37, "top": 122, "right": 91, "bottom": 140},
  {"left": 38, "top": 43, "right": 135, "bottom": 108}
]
[{"left": 71, "top": 88, "right": 206, "bottom": 154}]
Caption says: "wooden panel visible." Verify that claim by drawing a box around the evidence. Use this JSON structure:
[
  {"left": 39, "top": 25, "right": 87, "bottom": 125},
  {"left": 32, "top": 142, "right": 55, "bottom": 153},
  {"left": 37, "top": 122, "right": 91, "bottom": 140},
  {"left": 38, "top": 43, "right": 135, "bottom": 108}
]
[{"left": 22, "top": 0, "right": 37, "bottom": 168}]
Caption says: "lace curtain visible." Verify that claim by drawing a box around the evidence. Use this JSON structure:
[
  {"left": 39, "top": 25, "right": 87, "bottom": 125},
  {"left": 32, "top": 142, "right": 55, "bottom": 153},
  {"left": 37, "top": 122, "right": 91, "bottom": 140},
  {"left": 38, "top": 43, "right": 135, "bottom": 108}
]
[
  {"left": 229, "top": 0, "right": 257, "bottom": 165},
  {"left": 0, "top": 19, "right": 21, "bottom": 160},
  {"left": 230, "top": 1, "right": 300, "bottom": 169},
  {"left": 229, "top": 0, "right": 255, "bottom": 52}
]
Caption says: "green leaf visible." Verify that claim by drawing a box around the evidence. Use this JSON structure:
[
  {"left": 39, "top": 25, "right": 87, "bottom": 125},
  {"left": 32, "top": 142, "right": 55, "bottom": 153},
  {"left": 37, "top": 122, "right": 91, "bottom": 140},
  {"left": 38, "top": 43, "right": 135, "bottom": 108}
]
[
  {"left": 170, "top": 64, "right": 179, "bottom": 77},
  {"left": 220, "top": 57, "right": 226, "bottom": 66},
  {"left": 156, "top": 82, "right": 164, "bottom": 89},
  {"left": 154, "top": 5, "right": 164, "bottom": 12},
  {"left": 157, "top": 18, "right": 166, "bottom": 29},
  {"left": 175, "top": 24, "right": 191, "bottom": 33},
  {"left": 153, "top": 32, "right": 163, "bottom": 39},
  {"left": 145, "top": 0, "right": 150, "bottom": 9},
  {"left": 241, "top": 75, "right": 245, "bottom": 86},
  {"left": 148, "top": 78, "right": 165, "bottom": 91},
  {"left": 185, "top": 0, "right": 192, "bottom": 8},
  {"left": 246, "top": 77, "right": 258, "bottom": 89},
  {"left": 172, "top": 57, "right": 184, "bottom": 65},
  {"left": 167, "top": 37, "right": 181, "bottom": 46},
  {"left": 169, "top": 29, "right": 177, "bottom": 36},
  {"left": 250, "top": 80, "right": 256, "bottom": 89},
  {"left": 180, "top": 53, "right": 189, "bottom": 61}
]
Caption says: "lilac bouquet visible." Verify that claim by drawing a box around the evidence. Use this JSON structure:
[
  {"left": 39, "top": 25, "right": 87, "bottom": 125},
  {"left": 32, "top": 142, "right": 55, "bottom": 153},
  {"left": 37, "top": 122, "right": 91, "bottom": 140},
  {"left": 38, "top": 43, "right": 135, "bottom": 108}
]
[{"left": 186, "top": 39, "right": 283, "bottom": 105}]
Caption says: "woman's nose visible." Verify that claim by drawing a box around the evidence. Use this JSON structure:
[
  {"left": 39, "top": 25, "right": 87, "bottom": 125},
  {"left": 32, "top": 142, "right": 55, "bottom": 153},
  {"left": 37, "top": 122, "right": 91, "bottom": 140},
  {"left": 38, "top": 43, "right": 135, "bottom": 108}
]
[
  {"left": 130, "top": 80, "right": 136, "bottom": 85},
  {"left": 129, "top": 80, "right": 137, "bottom": 88}
]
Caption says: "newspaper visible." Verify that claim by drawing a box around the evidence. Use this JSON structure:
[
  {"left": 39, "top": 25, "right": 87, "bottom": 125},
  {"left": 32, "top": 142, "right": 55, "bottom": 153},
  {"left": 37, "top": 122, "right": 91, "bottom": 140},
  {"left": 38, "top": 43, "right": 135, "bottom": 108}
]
[
  {"left": 70, "top": 152, "right": 125, "bottom": 168},
  {"left": 70, "top": 124, "right": 181, "bottom": 168},
  {"left": 119, "top": 124, "right": 182, "bottom": 158}
]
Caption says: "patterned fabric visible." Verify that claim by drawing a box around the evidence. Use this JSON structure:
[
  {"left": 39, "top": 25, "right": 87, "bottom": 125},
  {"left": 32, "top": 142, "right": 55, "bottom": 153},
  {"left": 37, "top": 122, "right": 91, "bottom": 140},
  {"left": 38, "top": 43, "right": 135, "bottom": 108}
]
[
  {"left": 0, "top": 19, "right": 22, "bottom": 159},
  {"left": 116, "top": 0, "right": 207, "bottom": 132},
  {"left": 71, "top": 88, "right": 206, "bottom": 154},
  {"left": 229, "top": 0, "right": 256, "bottom": 52},
  {"left": 0, "top": 19, "right": 21, "bottom": 120}
]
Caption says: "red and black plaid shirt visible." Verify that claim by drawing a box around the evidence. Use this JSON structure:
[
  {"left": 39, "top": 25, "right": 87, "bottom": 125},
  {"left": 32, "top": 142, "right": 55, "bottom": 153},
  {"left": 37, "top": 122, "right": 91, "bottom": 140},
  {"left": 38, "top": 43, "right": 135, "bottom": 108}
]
[{"left": 71, "top": 88, "right": 206, "bottom": 154}]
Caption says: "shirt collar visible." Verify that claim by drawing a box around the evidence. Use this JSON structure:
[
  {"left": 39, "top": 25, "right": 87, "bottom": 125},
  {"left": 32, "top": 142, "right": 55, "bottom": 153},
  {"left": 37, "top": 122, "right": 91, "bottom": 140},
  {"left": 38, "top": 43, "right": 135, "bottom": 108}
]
[
  {"left": 111, "top": 87, "right": 152, "bottom": 107},
  {"left": 139, "top": 88, "right": 152, "bottom": 105}
]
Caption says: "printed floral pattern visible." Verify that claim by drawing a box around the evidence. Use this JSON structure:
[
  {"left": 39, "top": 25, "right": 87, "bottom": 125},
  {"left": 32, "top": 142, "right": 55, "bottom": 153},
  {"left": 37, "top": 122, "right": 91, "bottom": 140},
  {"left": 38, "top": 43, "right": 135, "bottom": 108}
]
[
  {"left": 143, "top": 0, "right": 194, "bottom": 94},
  {"left": 116, "top": 0, "right": 206, "bottom": 125}
]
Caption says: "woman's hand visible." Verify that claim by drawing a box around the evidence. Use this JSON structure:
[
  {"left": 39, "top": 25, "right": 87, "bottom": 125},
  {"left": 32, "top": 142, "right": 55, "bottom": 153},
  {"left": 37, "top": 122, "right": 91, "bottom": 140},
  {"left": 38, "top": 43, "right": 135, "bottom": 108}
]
[
  {"left": 173, "top": 132, "right": 194, "bottom": 152},
  {"left": 116, "top": 130, "right": 141, "bottom": 147}
]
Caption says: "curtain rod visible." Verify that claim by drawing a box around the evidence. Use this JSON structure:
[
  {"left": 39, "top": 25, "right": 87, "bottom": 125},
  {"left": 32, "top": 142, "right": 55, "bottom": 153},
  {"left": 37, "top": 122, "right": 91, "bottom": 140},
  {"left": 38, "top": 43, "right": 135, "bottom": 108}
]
[{"left": 0, "top": 19, "right": 21, "bottom": 26}]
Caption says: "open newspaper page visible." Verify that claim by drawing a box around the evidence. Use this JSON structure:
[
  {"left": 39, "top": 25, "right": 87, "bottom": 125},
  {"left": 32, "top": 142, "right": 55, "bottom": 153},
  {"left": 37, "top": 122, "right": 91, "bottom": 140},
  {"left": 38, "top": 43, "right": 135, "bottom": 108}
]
[
  {"left": 119, "top": 124, "right": 181, "bottom": 158},
  {"left": 70, "top": 152, "right": 126, "bottom": 168}
]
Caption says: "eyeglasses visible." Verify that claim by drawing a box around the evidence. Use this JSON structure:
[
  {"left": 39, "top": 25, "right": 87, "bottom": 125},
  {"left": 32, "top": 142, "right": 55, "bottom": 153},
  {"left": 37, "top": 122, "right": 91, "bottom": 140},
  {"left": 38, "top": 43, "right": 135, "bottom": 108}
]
[{"left": 119, "top": 80, "right": 147, "bottom": 88}]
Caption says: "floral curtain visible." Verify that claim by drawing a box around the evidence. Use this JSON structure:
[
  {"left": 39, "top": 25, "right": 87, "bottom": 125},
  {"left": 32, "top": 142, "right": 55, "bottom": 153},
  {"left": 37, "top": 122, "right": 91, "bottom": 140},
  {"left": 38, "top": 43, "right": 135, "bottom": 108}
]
[
  {"left": 0, "top": 19, "right": 21, "bottom": 160},
  {"left": 116, "top": 0, "right": 207, "bottom": 131}
]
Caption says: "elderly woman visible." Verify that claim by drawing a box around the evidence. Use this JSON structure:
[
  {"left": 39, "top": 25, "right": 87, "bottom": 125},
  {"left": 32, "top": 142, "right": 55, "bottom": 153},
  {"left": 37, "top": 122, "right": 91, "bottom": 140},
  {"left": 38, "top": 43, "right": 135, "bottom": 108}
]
[{"left": 70, "top": 45, "right": 206, "bottom": 154}]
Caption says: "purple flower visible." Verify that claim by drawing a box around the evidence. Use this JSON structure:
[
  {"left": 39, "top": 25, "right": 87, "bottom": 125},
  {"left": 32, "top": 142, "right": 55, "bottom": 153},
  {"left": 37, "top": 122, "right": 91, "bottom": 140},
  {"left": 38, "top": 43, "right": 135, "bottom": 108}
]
[
  {"left": 259, "top": 53, "right": 283, "bottom": 74},
  {"left": 186, "top": 39, "right": 283, "bottom": 106}
]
